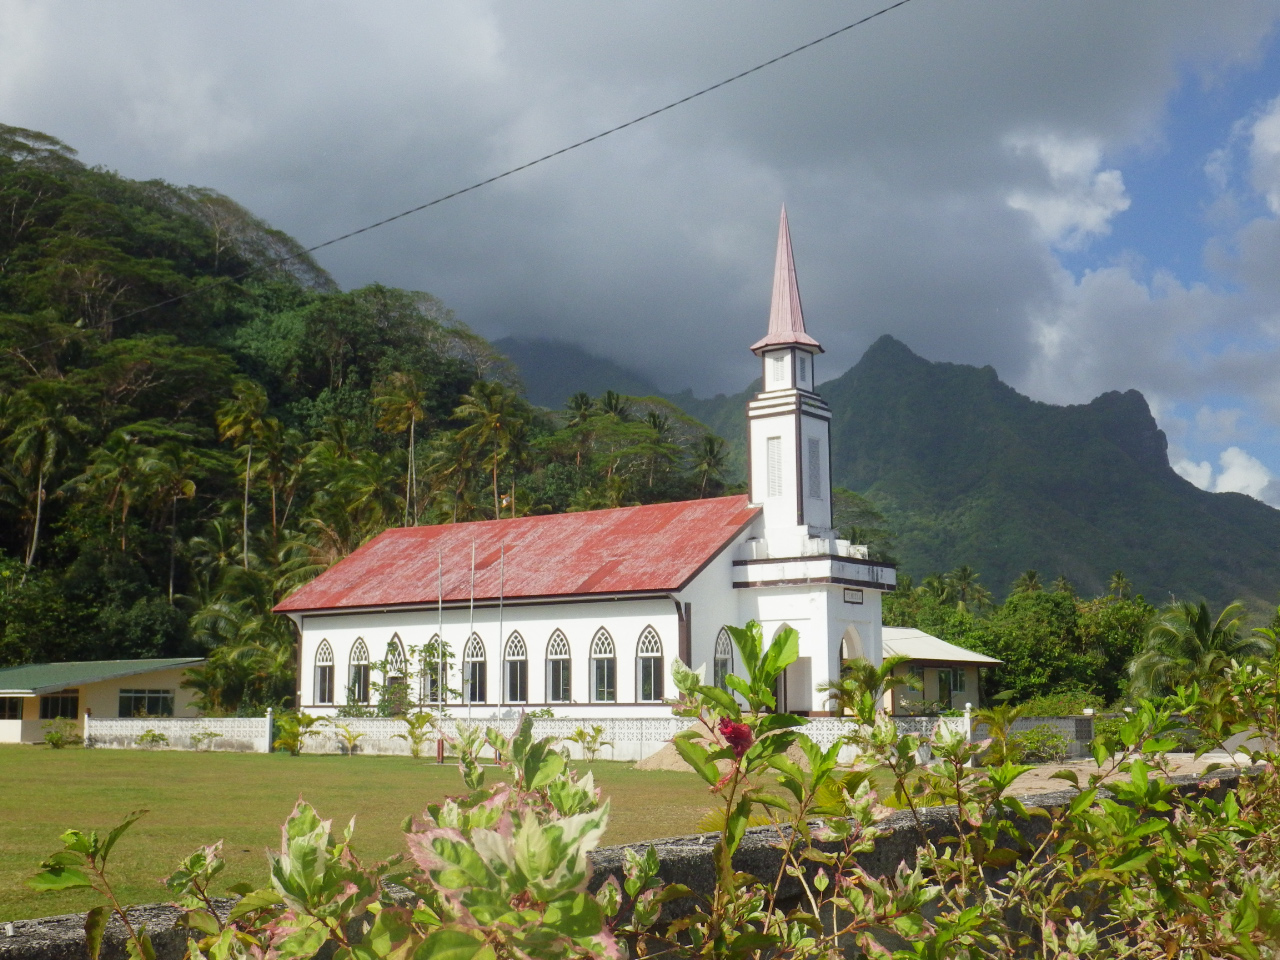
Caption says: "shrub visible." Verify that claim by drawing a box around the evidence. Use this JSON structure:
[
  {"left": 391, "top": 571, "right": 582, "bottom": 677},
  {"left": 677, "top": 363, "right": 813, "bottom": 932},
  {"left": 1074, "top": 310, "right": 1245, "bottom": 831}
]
[
  {"left": 391, "top": 711, "right": 437, "bottom": 759},
  {"left": 567, "top": 723, "right": 613, "bottom": 762},
  {"left": 189, "top": 729, "right": 220, "bottom": 751},
  {"left": 1008, "top": 722, "right": 1071, "bottom": 763},
  {"left": 41, "top": 718, "right": 80, "bottom": 749},
  {"left": 272, "top": 711, "right": 321, "bottom": 756},
  {"left": 135, "top": 729, "right": 169, "bottom": 749},
  {"left": 1020, "top": 687, "right": 1106, "bottom": 716}
]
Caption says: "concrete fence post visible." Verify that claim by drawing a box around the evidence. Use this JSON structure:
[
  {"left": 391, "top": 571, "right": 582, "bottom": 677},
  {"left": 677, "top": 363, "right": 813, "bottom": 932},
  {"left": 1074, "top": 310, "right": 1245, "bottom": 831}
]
[
  {"left": 83, "top": 711, "right": 92, "bottom": 748},
  {"left": 265, "top": 708, "right": 273, "bottom": 754}
]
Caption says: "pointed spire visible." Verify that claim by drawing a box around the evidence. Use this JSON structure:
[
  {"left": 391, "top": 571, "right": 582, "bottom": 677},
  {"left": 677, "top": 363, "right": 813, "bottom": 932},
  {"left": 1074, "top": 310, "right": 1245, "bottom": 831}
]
[{"left": 752, "top": 205, "right": 822, "bottom": 354}]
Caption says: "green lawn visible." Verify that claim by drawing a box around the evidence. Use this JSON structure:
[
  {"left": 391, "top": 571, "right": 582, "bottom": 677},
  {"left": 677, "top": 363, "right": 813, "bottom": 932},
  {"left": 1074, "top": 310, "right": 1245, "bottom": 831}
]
[{"left": 0, "top": 746, "right": 713, "bottom": 921}]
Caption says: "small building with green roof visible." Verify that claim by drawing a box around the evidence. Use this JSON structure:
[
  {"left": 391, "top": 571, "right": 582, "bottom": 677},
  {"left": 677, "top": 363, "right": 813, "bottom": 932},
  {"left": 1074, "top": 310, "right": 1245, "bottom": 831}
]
[{"left": 0, "top": 658, "right": 205, "bottom": 743}]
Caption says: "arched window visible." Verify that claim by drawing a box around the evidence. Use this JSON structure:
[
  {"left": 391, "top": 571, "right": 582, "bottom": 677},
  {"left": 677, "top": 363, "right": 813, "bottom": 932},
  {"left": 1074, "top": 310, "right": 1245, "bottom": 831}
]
[
  {"left": 714, "top": 629, "right": 733, "bottom": 692},
  {"left": 315, "top": 640, "right": 335, "bottom": 705},
  {"left": 420, "top": 633, "right": 444, "bottom": 705},
  {"left": 349, "top": 639, "right": 370, "bottom": 704},
  {"left": 505, "top": 632, "right": 527, "bottom": 703},
  {"left": 383, "top": 636, "right": 408, "bottom": 708},
  {"left": 463, "top": 634, "right": 487, "bottom": 704},
  {"left": 636, "top": 626, "right": 663, "bottom": 702},
  {"left": 546, "top": 630, "right": 571, "bottom": 703},
  {"left": 590, "top": 629, "right": 616, "bottom": 703}
]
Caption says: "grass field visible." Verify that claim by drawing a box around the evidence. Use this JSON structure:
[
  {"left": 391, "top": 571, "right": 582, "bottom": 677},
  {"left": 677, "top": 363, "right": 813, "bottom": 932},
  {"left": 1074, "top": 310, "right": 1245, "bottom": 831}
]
[{"left": 0, "top": 745, "right": 712, "bottom": 921}]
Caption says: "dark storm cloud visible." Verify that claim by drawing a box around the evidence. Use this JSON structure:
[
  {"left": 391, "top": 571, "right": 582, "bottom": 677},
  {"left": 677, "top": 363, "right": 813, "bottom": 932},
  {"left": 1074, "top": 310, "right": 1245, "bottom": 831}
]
[{"left": 1, "top": 0, "right": 1278, "bottom": 397}]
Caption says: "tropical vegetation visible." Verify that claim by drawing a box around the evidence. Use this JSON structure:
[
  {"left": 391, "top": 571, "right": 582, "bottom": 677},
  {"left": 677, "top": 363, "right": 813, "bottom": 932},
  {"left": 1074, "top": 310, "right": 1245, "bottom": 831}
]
[{"left": 0, "top": 124, "right": 731, "bottom": 713}]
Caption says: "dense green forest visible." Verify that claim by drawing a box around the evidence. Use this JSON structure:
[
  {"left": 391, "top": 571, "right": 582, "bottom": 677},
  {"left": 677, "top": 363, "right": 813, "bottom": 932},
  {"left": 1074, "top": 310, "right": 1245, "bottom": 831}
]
[{"left": 0, "top": 124, "right": 731, "bottom": 712}]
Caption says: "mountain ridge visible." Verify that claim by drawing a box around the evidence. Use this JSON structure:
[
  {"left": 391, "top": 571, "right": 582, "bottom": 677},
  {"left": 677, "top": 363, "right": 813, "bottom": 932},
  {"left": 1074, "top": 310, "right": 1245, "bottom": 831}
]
[{"left": 497, "top": 332, "right": 1280, "bottom": 612}]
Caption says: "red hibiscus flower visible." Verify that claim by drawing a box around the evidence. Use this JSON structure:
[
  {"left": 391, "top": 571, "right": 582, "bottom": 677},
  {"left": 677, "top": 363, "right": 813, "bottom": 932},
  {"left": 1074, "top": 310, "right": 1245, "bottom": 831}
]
[{"left": 719, "top": 718, "right": 753, "bottom": 759}]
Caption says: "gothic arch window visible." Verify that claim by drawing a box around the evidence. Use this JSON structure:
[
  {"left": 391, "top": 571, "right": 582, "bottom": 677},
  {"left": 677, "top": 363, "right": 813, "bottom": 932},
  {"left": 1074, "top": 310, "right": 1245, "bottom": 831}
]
[
  {"left": 590, "top": 629, "right": 616, "bottom": 703},
  {"left": 382, "top": 636, "right": 408, "bottom": 707},
  {"left": 463, "top": 634, "right": 487, "bottom": 704},
  {"left": 349, "top": 639, "right": 370, "bottom": 704},
  {"left": 714, "top": 629, "right": 733, "bottom": 692},
  {"left": 315, "top": 640, "right": 335, "bottom": 705},
  {"left": 546, "top": 630, "right": 571, "bottom": 703},
  {"left": 636, "top": 626, "right": 663, "bottom": 702},
  {"left": 504, "top": 632, "right": 528, "bottom": 703},
  {"left": 420, "top": 633, "right": 444, "bottom": 704}
]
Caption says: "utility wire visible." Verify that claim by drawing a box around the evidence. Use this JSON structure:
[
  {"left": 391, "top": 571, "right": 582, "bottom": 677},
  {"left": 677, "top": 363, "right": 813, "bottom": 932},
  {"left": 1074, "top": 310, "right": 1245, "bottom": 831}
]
[{"left": 16, "top": 0, "right": 915, "bottom": 352}]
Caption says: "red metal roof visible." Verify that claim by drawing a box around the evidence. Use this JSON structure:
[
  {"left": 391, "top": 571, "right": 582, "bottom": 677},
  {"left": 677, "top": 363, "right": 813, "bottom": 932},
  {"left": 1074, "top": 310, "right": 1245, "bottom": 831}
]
[{"left": 274, "top": 496, "right": 759, "bottom": 613}]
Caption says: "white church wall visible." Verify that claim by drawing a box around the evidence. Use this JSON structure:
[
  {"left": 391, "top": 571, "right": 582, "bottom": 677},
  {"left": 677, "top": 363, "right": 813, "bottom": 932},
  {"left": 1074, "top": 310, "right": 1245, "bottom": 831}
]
[
  {"left": 675, "top": 524, "right": 760, "bottom": 682},
  {"left": 747, "top": 413, "right": 800, "bottom": 532},
  {"left": 296, "top": 597, "right": 682, "bottom": 718}
]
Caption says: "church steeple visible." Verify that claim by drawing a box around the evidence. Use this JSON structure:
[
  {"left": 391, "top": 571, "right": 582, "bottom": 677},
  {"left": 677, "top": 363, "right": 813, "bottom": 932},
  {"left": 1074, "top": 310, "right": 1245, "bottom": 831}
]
[
  {"left": 745, "top": 207, "right": 834, "bottom": 538},
  {"left": 752, "top": 206, "right": 822, "bottom": 355}
]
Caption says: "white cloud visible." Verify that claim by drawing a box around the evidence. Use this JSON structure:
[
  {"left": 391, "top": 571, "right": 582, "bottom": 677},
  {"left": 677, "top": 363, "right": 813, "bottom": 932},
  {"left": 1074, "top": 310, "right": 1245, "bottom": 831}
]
[
  {"left": 1250, "top": 93, "right": 1280, "bottom": 214},
  {"left": 1173, "top": 457, "right": 1214, "bottom": 488},
  {"left": 1006, "top": 134, "right": 1131, "bottom": 250},
  {"left": 1194, "top": 405, "right": 1248, "bottom": 444},
  {"left": 1214, "top": 446, "right": 1273, "bottom": 497}
]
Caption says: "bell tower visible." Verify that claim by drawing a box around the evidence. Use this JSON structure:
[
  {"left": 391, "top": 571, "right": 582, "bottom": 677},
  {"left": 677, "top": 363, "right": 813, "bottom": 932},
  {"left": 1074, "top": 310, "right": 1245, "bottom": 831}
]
[{"left": 746, "top": 207, "right": 834, "bottom": 545}]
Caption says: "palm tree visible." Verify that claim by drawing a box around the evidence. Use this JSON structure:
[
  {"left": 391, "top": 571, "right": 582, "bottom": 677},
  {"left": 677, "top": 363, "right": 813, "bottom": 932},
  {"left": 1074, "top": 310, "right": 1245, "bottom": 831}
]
[
  {"left": 455, "top": 381, "right": 523, "bottom": 520},
  {"left": 945, "top": 565, "right": 993, "bottom": 613},
  {"left": 4, "top": 388, "right": 84, "bottom": 573},
  {"left": 1129, "top": 600, "right": 1273, "bottom": 697},
  {"left": 1109, "top": 570, "right": 1132, "bottom": 599},
  {"left": 216, "top": 380, "right": 268, "bottom": 568},
  {"left": 1011, "top": 569, "right": 1042, "bottom": 594},
  {"left": 691, "top": 435, "right": 727, "bottom": 498},
  {"left": 598, "top": 390, "right": 631, "bottom": 421},
  {"left": 1052, "top": 574, "right": 1075, "bottom": 596},
  {"left": 374, "top": 371, "right": 431, "bottom": 526},
  {"left": 818, "top": 655, "right": 919, "bottom": 725},
  {"left": 143, "top": 442, "right": 198, "bottom": 602},
  {"left": 73, "top": 430, "right": 153, "bottom": 551}
]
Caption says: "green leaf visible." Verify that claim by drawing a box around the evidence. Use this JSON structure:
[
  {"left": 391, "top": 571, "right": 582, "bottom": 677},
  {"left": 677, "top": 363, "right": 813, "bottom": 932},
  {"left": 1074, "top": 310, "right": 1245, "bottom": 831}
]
[
  {"left": 724, "top": 795, "right": 753, "bottom": 856},
  {"left": 28, "top": 866, "right": 93, "bottom": 891},
  {"left": 672, "top": 738, "right": 718, "bottom": 786},
  {"left": 696, "top": 685, "right": 740, "bottom": 717},
  {"left": 100, "top": 810, "right": 148, "bottom": 864},
  {"left": 543, "top": 892, "right": 603, "bottom": 938},
  {"left": 179, "top": 910, "right": 221, "bottom": 937},
  {"left": 85, "top": 906, "right": 109, "bottom": 960},
  {"left": 413, "top": 929, "right": 486, "bottom": 960},
  {"left": 126, "top": 930, "right": 157, "bottom": 960},
  {"left": 227, "top": 888, "right": 284, "bottom": 922}
]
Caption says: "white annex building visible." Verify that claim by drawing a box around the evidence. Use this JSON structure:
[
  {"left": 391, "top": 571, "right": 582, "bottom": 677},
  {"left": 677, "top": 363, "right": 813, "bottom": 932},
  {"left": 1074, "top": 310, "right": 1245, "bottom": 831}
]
[{"left": 276, "top": 209, "right": 898, "bottom": 718}]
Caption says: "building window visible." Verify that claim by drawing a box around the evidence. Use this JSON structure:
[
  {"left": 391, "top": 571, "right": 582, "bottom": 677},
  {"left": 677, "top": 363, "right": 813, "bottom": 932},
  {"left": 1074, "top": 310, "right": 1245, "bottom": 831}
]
[
  {"left": 118, "top": 689, "right": 174, "bottom": 718},
  {"left": 636, "top": 626, "right": 664, "bottom": 702},
  {"left": 766, "top": 436, "right": 782, "bottom": 497},
  {"left": 41, "top": 692, "right": 80, "bottom": 720},
  {"left": 505, "top": 632, "right": 528, "bottom": 703},
  {"left": 771, "top": 354, "right": 785, "bottom": 383},
  {"left": 384, "top": 637, "right": 407, "bottom": 689},
  {"left": 0, "top": 697, "right": 23, "bottom": 720},
  {"left": 314, "top": 640, "right": 335, "bottom": 705},
  {"left": 797, "top": 354, "right": 808, "bottom": 384},
  {"left": 714, "top": 629, "right": 733, "bottom": 691},
  {"left": 547, "top": 630, "right": 572, "bottom": 703},
  {"left": 807, "top": 437, "right": 821, "bottom": 499},
  {"left": 349, "top": 639, "right": 371, "bottom": 704},
  {"left": 952, "top": 667, "right": 966, "bottom": 694},
  {"left": 590, "top": 629, "right": 616, "bottom": 703},
  {"left": 464, "top": 634, "right": 487, "bottom": 703},
  {"left": 420, "top": 633, "right": 445, "bottom": 704}
]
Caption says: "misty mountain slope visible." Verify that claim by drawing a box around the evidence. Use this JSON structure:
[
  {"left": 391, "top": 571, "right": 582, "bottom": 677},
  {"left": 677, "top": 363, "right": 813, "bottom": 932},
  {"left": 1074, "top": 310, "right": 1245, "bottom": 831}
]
[
  {"left": 493, "top": 337, "right": 662, "bottom": 409},
  {"left": 823, "top": 336, "right": 1280, "bottom": 609}
]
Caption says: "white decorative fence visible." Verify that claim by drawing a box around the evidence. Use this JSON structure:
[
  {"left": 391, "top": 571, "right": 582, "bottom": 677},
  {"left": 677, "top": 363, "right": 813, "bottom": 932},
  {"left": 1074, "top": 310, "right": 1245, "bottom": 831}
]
[
  {"left": 85, "top": 714, "right": 274, "bottom": 753},
  {"left": 81, "top": 712, "right": 1090, "bottom": 762},
  {"left": 314, "top": 716, "right": 692, "bottom": 762}
]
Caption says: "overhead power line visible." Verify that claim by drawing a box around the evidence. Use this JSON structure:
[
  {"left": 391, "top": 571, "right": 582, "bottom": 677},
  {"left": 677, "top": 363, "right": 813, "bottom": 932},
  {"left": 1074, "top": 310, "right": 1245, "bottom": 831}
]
[{"left": 18, "top": 0, "right": 916, "bottom": 351}]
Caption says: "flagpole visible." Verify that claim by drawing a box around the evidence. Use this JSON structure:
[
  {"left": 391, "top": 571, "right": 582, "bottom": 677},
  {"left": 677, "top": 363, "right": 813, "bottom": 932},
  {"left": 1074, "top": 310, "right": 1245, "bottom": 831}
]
[
  {"left": 437, "top": 546, "right": 443, "bottom": 714},
  {"left": 467, "top": 539, "right": 475, "bottom": 722},
  {"left": 498, "top": 542, "right": 505, "bottom": 707}
]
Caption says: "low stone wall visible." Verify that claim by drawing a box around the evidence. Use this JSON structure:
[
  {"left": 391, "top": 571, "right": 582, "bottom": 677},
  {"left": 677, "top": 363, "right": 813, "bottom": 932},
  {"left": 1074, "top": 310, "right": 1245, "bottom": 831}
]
[{"left": 1, "top": 766, "right": 1251, "bottom": 960}]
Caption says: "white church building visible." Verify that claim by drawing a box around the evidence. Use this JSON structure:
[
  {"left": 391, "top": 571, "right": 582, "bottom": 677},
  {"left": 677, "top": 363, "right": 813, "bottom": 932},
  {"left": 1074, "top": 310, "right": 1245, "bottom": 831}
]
[{"left": 275, "top": 209, "right": 898, "bottom": 718}]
